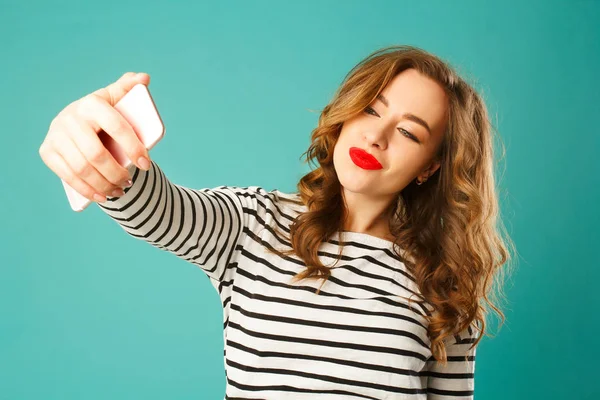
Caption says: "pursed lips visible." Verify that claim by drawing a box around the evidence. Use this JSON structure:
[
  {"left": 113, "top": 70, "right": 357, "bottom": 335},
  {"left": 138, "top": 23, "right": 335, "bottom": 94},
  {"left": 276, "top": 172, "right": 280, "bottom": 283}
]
[{"left": 349, "top": 147, "right": 383, "bottom": 170}]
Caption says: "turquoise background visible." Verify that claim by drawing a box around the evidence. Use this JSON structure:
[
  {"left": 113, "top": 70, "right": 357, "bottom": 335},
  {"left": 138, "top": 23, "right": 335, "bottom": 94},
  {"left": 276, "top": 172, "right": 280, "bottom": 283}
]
[{"left": 1, "top": 0, "right": 598, "bottom": 398}]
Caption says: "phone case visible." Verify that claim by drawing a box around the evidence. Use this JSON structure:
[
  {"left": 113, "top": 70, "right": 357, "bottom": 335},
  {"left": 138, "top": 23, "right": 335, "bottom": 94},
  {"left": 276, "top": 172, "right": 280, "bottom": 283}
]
[{"left": 61, "top": 83, "right": 165, "bottom": 212}]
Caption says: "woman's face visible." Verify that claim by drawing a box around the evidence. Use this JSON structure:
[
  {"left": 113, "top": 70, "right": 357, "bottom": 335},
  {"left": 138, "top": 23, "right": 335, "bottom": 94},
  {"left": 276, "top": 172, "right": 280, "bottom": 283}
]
[{"left": 333, "top": 68, "right": 449, "bottom": 198}]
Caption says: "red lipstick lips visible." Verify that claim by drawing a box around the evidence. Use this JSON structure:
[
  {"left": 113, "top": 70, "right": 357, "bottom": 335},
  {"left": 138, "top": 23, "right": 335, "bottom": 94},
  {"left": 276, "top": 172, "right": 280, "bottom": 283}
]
[{"left": 349, "top": 147, "right": 383, "bottom": 170}]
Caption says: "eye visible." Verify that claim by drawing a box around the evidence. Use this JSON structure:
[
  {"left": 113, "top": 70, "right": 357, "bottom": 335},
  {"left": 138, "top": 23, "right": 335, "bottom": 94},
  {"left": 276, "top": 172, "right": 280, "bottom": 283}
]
[
  {"left": 398, "top": 128, "right": 419, "bottom": 143},
  {"left": 364, "top": 106, "right": 378, "bottom": 117},
  {"left": 364, "top": 106, "right": 420, "bottom": 143}
]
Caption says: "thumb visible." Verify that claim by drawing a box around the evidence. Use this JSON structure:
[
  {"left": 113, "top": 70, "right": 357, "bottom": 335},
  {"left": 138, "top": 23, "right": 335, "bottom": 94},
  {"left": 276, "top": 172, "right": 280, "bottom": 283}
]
[{"left": 92, "top": 72, "right": 151, "bottom": 106}]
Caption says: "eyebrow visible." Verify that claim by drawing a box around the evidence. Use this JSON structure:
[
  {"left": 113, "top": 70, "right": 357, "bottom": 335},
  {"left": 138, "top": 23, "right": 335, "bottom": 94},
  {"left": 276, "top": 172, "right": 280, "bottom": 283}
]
[{"left": 376, "top": 93, "right": 432, "bottom": 136}]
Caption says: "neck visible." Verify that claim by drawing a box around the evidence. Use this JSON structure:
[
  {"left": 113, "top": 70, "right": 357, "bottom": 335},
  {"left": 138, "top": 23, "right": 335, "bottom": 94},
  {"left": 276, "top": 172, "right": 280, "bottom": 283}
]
[{"left": 341, "top": 188, "right": 397, "bottom": 238}]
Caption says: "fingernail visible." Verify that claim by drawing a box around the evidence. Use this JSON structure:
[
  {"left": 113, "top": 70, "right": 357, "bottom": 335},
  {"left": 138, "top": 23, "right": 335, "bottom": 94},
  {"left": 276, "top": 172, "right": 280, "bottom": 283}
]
[
  {"left": 111, "top": 189, "right": 125, "bottom": 197},
  {"left": 94, "top": 193, "right": 106, "bottom": 203},
  {"left": 122, "top": 179, "right": 133, "bottom": 188},
  {"left": 138, "top": 157, "right": 151, "bottom": 171}
]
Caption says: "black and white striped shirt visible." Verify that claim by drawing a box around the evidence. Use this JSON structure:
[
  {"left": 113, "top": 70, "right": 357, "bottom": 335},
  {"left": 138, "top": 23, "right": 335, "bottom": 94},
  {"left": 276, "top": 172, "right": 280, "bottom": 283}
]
[{"left": 98, "top": 161, "right": 478, "bottom": 399}]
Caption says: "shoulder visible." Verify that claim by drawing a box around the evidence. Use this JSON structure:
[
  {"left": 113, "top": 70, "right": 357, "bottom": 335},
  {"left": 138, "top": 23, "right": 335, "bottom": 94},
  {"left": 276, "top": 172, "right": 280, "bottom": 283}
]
[
  {"left": 270, "top": 189, "right": 306, "bottom": 210},
  {"left": 213, "top": 186, "right": 305, "bottom": 214}
]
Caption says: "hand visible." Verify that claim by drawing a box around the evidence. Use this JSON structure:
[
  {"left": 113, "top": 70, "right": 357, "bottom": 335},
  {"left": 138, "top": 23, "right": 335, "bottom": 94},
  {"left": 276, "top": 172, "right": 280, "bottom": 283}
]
[{"left": 39, "top": 72, "right": 152, "bottom": 203}]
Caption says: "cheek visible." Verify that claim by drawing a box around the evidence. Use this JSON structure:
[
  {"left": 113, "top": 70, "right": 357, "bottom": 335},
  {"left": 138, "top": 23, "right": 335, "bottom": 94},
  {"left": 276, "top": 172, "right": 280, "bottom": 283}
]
[
  {"left": 386, "top": 149, "right": 419, "bottom": 176},
  {"left": 332, "top": 142, "right": 345, "bottom": 172},
  {"left": 333, "top": 131, "right": 350, "bottom": 165}
]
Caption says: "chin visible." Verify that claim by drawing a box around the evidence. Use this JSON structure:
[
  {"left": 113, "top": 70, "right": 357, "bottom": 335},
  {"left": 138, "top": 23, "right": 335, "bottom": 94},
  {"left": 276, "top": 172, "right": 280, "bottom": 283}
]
[{"left": 338, "top": 172, "right": 375, "bottom": 195}]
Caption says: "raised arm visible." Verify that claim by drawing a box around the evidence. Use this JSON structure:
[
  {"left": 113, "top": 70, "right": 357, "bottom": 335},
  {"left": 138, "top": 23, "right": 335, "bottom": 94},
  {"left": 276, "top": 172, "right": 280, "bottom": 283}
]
[
  {"left": 96, "top": 160, "right": 266, "bottom": 283},
  {"left": 38, "top": 72, "right": 267, "bottom": 284}
]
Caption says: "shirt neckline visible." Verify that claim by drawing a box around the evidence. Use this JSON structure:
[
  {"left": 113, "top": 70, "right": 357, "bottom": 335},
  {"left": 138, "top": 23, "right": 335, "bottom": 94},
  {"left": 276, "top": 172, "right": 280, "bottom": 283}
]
[
  {"left": 274, "top": 190, "right": 396, "bottom": 248},
  {"left": 335, "top": 230, "right": 395, "bottom": 248}
]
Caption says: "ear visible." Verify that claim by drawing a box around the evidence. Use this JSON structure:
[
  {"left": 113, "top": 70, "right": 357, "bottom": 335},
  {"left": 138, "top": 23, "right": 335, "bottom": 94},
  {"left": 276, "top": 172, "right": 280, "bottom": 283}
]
[
  {"left": 421, "top": 160, "right": 441, "bottom": 179},
  {"left": 428, "top": 160, "right": 441, "bottom": 175}
]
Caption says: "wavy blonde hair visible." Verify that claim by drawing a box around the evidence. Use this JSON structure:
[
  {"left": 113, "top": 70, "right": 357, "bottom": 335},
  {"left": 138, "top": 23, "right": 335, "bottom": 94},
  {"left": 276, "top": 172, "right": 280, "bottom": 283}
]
[{"left": 262, "top": 44, "right": 516, "bottom": 364}]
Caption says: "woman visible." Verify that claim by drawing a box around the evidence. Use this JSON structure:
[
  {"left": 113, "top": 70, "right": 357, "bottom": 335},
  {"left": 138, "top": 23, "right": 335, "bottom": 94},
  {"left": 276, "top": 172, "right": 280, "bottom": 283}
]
[{"left": 39, "top": 45, "right": 515, "bottom": 399}]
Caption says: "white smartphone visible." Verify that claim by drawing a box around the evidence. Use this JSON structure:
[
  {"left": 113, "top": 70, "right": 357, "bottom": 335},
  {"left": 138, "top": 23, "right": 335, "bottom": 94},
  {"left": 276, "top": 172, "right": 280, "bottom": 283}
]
[{"left": 61, "top": 83, "right": 165, "bottom": 212}]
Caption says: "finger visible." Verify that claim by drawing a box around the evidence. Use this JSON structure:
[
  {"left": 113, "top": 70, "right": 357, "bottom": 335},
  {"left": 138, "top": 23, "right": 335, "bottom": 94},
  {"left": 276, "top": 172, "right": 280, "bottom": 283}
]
[
  {"left": 43, "top": 148, "right": 107, "bottom": 203},
  {"left": 57, "top": 130, "right": 124, "bottom": 198},
  {"left": 64, "top": 114, "right": 132, "bottom": 192},
  {"left": 76, "top": 94, "right": 150, "bottom": 171},
  {"left": 92, "top": 71, "right": 151, "bottom": 106}
]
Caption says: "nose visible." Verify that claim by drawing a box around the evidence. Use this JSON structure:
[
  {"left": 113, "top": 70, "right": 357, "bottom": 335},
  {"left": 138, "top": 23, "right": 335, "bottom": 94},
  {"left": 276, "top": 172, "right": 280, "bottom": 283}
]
[{"left": 363, "top": 123, "right": 390, "bottom": 150}]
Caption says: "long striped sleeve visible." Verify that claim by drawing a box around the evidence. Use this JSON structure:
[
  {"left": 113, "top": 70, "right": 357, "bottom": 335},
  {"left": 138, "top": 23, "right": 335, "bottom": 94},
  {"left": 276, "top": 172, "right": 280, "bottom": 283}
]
[
  {"left": 97, "top": 160, "right": 262, "bottom": 283},
  {"left": 425, "top": 324, "right": 479, "bottom": 399}
]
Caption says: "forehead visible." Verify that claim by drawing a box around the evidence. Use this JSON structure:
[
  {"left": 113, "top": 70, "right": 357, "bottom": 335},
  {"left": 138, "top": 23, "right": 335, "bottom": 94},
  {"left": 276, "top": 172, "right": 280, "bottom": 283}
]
[{"left": 380, "top": 68, "right": 448, "bottom": 138}]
